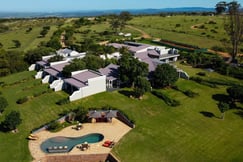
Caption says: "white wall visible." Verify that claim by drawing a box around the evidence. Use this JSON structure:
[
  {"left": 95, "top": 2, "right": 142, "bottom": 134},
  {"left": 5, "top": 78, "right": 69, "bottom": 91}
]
[
  {"left": 28, "top": 64, "right": 36, "bottom": 71},
  {"left": 69, "top": 75, "right": 106, "bottom": 101},
  {"left": 35, "top": 71, "right": 43, "bottom": 79}
]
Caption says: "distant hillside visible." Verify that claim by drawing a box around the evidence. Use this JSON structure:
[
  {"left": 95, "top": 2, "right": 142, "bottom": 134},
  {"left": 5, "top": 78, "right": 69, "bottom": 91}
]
[{"left": 0, "top": 7, "right": 215, "bottom": 18}]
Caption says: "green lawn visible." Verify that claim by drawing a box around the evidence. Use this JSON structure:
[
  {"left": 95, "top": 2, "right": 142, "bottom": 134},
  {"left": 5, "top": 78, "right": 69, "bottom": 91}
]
[
  {"left": 0, "top": 65, "right": 243, "bottom": 162},
  {"left": 128, "top": 15, "right": 229, "bottom": 49}
]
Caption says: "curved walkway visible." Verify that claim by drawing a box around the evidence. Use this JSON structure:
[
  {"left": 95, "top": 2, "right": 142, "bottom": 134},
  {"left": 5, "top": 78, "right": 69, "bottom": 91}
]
[{"left": 29, "top": 118, "right": 132, "bottom": 162}]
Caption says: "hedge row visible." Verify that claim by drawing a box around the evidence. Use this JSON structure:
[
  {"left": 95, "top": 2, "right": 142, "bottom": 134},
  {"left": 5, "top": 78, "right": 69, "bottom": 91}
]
[{"left": 152, "top": 90, "right": 180, "bottom": 107}]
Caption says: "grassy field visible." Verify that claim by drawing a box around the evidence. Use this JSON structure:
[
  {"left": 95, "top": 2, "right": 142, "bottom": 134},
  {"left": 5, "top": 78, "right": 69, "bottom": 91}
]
[
  {"left": 0, "top": 63, "right": 243, "bottom": 162},
  {"left": 128, "top": 15, "right": 227, "bottom": 49},
  {"left": 0, "top": 15, "right": 233, "bottom": 51}
]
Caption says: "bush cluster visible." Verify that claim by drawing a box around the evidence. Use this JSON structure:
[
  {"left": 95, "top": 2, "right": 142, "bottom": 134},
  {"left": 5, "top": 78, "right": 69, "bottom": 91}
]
[
  {"left": 56, "top": 98, "right": 70, "bottom": 105},
  {"left": 16, "top": 96, "right": 28, "bottom": 104},
  {"left": 152, "top": 90, "right": 180, "bottom": 107}
]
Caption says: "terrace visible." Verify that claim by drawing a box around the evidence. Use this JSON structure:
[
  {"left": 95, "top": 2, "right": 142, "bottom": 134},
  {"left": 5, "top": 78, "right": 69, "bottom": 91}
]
[{"left": 29, "top": 118, "right": 132, "bottom": 162}]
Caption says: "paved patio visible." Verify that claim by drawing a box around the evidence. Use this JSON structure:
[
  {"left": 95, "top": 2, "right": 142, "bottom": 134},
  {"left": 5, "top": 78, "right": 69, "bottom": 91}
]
[{"left": 29, "top": 118, "right": 132, "bottom": 162}]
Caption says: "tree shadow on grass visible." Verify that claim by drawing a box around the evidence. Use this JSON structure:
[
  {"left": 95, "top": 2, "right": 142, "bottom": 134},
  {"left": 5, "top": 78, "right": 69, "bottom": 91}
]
[
  {"left": 212, "top": 94, "right": 230, "bottom": 102},
  {"left": 0, "top": 123, "right": 9, "bottom": 132},
  {"left": 234, "top": 111, "right": 243, "bottom": 119},
  {"left": 118, "top": 90, "right": 135, "bottom": 98},
  {"left": 200, "top": 111, "right": 216, "bottom": 118}
]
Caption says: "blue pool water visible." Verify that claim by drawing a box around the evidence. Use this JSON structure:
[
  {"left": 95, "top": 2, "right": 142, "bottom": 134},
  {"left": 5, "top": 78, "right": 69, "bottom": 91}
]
[{"left": 40, "top": 133, "right": 104, "bottom": 153}]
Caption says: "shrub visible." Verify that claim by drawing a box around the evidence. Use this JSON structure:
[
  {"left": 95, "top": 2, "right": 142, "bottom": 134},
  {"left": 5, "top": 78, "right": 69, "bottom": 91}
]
[
  {"left": 211, "top": 45, "right": 225, "bottom": 52},
  {"left": 152, "top": 90, "right": 180, "bottom": 107},
  {"left": 16, "top": 96, "right": 28, "bottom": 104},
  {"left": 183, "top": 90, "right": 199, "bottom": 98},
  {"left": 197, "top": 72, "right": 206, "bottom": 76},
  {"left": 56, "top": 98, "right": 70, "bottom": 105},
  {"left": 0, "top": 96, "right": 8, "bottom": 113},
  {"left": 190, "top": 76, "right": 203, "bottom": 83},
  {"left": 48, "top": 121, "right": 60, "bottom": 131}
]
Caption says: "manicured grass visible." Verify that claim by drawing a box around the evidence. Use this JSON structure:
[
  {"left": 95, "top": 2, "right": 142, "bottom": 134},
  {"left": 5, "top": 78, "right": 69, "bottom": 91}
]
[{"left": 0, "top": 66, "right": 243, "bottom": 162}]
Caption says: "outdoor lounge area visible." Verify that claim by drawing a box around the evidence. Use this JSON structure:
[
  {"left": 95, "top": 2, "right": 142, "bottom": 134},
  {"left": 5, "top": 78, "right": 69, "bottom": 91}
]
[{"left": 29, "top": 118, "right": 132, "bottom": 162}]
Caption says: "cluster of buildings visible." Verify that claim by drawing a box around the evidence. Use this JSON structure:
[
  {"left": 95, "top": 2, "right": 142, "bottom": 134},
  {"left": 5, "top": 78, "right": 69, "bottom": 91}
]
[{"left": 29, "top": 42, "right": 188, "bottom": 102}]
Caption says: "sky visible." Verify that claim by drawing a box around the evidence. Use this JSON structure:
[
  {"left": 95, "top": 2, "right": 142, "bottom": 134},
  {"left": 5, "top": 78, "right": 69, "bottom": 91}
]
[{"left": 1, "top": 0, "right": 243, "bottom": 12}]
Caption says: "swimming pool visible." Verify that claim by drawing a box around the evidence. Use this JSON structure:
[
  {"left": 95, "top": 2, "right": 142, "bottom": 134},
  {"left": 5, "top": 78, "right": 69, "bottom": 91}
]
[{"left": 40, "top": 133, "right": 104, "bottom": 153}]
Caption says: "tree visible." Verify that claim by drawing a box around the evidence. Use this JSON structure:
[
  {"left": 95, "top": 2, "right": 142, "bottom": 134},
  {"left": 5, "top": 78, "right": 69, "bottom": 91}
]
[
  {"left": 2, "top": 111, "right": 22, "bottom": 131},
  {"left": 119, "top": 53, "right": 148, "bottom": 87},
  {"left": 24, "top": 47, "right": 55, "bottom": 64},
  {"left": 224, "top": 1, "right": 243, "bottom": 62},
  {"left": 62, "top": 59, "right": 86, "bottom": 77},
  {"left": 119, "top": 11, "right": 132, "bottom": 31},
  {"left": 0, "top": 96, "right": 8, "bottom": 114},
  {"left": 110, "top": 15, "right": 120, "bottom": 33},
  {"left": 227, "top": 85, "right": 243, "bottom": 102},
  {"left": 215, "top": 1, "right": 227, "bottom": 14},
  {"left": 134, "top": 76, "right": 151, "bottom": 98},
  {"left": 74, "top": 107, "right": 88, "bottom": 122},
  {"left": 152, "top": 64, "right": 179, "bottom": 88},
  {"left": 218, "top": 101, "right": 230, "bottom": 120},
  {"left": 48, "top": 55, "right": 64, "bottom": 63},
  {"left": 82, "top": 55, "right": 105, "bottom": 70}
]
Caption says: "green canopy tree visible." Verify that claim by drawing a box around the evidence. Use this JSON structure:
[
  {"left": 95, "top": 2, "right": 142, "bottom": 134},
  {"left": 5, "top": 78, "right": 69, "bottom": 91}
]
[
  {"left": 82, "top": 55, "right": 105, "bottom": 70},
  {"left": 62, "top": 59, "right": 86, "bottom": 77},
  {"left": 215, "top": 1, "right": 227, "bottom": 14},
  {"left": 218, "top": 101, "right": 230, "bottom": 120},
  {"left": 74, "top": 107, "right": 88, "bottom": 122},
  {"left": 119, "top": 53, "right": 148, "bottom": 87},
  {"left": 227, "top": 85, "right": 243, "bottom": 102},
  {"left": 152, "top": 64, "right": 179, "bottom": 88},
  {"left": 24, "top": 47, "right": 55, "bottom": 64},
  {"left": 134, "top": 76, "right": 151, "bottom": 98},
  {"left": 223, "top": 1, "right": 243, "bottom": 62},
  {"left": 2, "top": 111, "right": 22, "bottom": 131}
]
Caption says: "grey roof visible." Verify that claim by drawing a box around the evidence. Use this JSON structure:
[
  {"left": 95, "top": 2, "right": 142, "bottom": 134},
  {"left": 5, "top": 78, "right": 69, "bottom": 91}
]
[
  {"left": 109, "top": 42, "right": 151, "bottom": 53},
  {"left": 64, "top": 70, "right": 102, "bottom": 88},
  {"left": 148, "top": 49, "right": 160, "bottom": 57},
  {"left": 135, "top": 52, "right": 156, "bottom": 72},
  {"left": 88, "top": 110, "right": 118, "bottom": 118},
  {"left": 44, "top": 68, "right": 59, "bottom": 76},
  {"left": 72, "top": 70, "right": 102, "bottom": 83},
  {"left": 63, "top": 78, "right": 86, "bottom": 89},
  {"left": 98, "top": 64, "right": 119, "bottom": 81},
  {"left": 57, "top": 48, "right": 73, "bottom": 55},
  {"left": 36, "top": 60, "right": 48, "bottom": 66},
  {"left": 51, "top": 62, "right": 70, "bottom": 72}
]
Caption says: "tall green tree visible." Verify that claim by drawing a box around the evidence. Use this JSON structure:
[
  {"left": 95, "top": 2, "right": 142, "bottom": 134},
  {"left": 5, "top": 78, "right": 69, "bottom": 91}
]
[
  {"left": 227, "top": 85, "right": 243, "bottom": 102},
  {"left": 218, "top": 101, "right": 230, "bottom": 120},
  {"left": 119, "top": 53, "right": 148, "bottom": 87},
  {"left": 224, "top": 1, "right": 243, "bottom": 62},
  {"left": 215, "top": 1, "right": 227, "bottom": 14},
  {"left": 134, "top": 76, "right": 151, "bottom": 98},
  {"left": 62, "top": 59, "right": 86, "bottom": 77},
  {"left": 152, "top": 64, "right": 179, "bottom": 88},
  {"left": 24, "top": 47, "right": 55, "bottom": 64},
  {"left": 82, "top": 55, "right": 105, "bottom": 70},
  {"left": 110, "top": 15, "right": 120, "bottom": 33},
  {"left": 2, "top": 111, "right": 22, "bottom": 131}
]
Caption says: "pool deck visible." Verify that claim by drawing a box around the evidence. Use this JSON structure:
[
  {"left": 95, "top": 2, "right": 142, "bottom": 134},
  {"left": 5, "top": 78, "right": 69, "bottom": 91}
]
[{"left": 29, "top": 118, "right": 132, "bottom": 162}]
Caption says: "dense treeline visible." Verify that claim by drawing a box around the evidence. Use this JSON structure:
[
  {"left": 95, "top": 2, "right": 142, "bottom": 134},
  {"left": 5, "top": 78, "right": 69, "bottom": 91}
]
[{"left": 0, "top": 49, "right": 28, "bottom": 76}]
